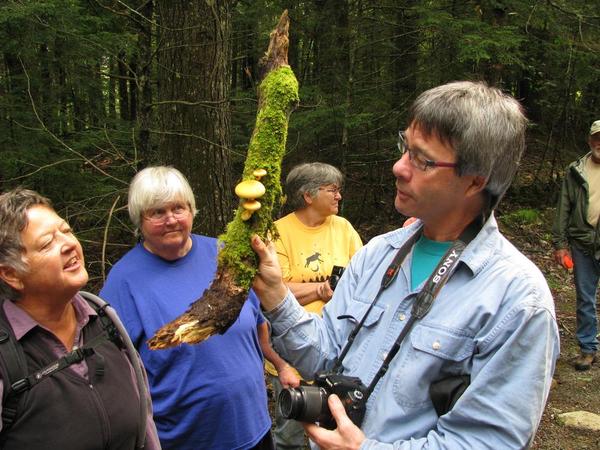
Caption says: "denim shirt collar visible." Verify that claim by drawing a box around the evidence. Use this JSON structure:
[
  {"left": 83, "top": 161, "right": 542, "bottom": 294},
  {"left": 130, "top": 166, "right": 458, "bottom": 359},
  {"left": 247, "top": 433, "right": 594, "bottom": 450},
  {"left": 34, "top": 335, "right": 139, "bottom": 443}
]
[{"left": 381, "top": 213, "right": 501, "bottom": 278}]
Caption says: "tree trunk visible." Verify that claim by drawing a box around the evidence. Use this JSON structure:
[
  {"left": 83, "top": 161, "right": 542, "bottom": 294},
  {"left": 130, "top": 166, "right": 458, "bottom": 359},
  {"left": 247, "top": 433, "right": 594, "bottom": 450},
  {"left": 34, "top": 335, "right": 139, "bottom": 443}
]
[
  {"left": 89, "top": 61, "right": 105, "bottom": 127},
  {"left": 128, "top": 57, "right": 138, "bottom": 122},
  {"left": 54, "top": 38, "right": 69, "bottom": 135},
  {"left": 4, "top": 51, "right": 26, "bottom": 141},
  {"left": 135, "top": 0, "right": 153, "bottom": 160},
  {"left": 148, "top": 10, "right": 299, "bottom": 349},
  {"left": 392, "top": 2, "right": 418, "bottom": 101},
  {"left": 117, "top": 49, "right": 129, "bottom": 121},
  {"left": 108, "top": 56, "right": 116, "bottom": 121},
  {"left": 155, "top": 0, "right": 233, "bottom": 237}
]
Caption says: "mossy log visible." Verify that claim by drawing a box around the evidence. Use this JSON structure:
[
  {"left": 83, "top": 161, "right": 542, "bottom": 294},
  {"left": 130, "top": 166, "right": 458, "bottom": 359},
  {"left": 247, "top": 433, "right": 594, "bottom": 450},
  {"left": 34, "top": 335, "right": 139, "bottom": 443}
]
[{"left": 148, "top": 11, "right": 298, "bottom": 349}]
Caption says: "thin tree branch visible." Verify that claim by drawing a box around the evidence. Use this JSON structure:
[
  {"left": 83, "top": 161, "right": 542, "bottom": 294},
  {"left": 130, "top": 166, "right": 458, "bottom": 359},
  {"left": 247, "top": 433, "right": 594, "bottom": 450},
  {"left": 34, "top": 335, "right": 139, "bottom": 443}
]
[
  {"left": 102, "top": 194, "right": 121, "bottom": 283},
  {"left": 19, "top": 57, "right": 129, "bottom": 186},
  {"left": 2, "top": 158, "right": 81, "bottom": 182}
]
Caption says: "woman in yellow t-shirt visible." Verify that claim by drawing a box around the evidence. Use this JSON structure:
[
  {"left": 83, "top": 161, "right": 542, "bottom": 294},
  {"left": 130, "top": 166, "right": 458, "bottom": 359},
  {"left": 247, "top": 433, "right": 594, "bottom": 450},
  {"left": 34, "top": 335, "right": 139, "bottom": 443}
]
[{"left": 263, "top": 162, "right": 363, "bottom": 450}]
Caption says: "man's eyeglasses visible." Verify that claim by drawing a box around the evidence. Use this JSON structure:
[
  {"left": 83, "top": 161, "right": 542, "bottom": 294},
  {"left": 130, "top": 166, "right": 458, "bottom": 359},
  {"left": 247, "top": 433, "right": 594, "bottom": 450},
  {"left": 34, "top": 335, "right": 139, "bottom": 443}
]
[
  {"left": 144, "top": 204, "right": 190, "bottom": 224},
  {"left": 397, "top": 131, "right": 457, "bottom": 171},
  {"left": 319, "top": 186, "right": 342, "bottom": 195}
]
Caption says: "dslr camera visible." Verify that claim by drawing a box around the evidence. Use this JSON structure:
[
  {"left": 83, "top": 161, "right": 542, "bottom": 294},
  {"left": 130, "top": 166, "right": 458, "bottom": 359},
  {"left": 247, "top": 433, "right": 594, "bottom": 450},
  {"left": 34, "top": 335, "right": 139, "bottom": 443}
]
[
  {"left": 278, "top": 372, "right": 368, "bottom": 430},
  {"left": 328, "top": 265, "right": 345, "bottom": 291}
]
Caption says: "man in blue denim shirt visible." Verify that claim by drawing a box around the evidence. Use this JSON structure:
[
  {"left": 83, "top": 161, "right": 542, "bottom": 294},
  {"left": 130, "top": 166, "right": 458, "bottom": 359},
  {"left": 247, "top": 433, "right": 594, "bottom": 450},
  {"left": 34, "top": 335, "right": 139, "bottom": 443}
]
[{"left": 251, "top": 81, "right": 560, "bottom": 449}]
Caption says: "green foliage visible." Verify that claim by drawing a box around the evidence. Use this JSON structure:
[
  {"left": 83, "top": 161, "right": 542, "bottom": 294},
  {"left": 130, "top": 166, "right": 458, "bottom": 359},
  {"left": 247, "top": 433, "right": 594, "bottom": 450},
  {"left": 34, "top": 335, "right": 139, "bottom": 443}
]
[
  {"left": 1, "top": 0, "right": 599, "bottom": 287},
  {"left": 502, "top": 208, "right": 542, "bottom": 227},
  {"left": 544, "top": 274, "right": 563, "bottom": 291}
]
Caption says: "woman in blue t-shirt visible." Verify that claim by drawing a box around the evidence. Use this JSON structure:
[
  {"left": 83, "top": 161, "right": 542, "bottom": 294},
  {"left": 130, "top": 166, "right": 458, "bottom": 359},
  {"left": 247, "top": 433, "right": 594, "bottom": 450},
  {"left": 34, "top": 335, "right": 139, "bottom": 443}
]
[{"left": 100, "top": 166, "right": 274, "bottom": 450}]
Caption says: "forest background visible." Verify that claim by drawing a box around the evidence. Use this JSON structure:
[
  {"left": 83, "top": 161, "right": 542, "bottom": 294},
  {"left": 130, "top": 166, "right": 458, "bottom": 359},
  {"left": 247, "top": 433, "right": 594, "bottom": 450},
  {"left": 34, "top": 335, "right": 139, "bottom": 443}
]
[
  {"left": 1, "top": 0, "right": 598, "bottom": 285},
  {"left": 1, "top": 1, "right": 600, "bottom": 448}
]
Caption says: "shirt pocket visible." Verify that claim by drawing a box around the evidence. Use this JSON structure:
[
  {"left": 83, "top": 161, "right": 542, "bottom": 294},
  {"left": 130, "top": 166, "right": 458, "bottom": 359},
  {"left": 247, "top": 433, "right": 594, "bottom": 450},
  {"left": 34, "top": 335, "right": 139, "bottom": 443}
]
[
  {"left": 392, "top": 323, "right": 474, "bottom": 409},
  {"left": 339, "top": 297, "right": 385, "bottom": 372}
]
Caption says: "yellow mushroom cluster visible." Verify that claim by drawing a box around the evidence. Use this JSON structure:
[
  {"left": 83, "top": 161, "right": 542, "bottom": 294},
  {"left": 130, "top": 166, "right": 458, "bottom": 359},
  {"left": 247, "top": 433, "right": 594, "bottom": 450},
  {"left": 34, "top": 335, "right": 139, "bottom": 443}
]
[{"left": 235, "top": 169, "right": 267, "bottom": 220}]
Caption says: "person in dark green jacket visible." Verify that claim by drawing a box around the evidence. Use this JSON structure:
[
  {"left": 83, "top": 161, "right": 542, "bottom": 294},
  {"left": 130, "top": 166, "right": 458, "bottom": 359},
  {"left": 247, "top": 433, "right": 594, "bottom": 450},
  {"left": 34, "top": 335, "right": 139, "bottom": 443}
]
[{"left": 552, "top": 119, "right": 600, "bottom": 371}]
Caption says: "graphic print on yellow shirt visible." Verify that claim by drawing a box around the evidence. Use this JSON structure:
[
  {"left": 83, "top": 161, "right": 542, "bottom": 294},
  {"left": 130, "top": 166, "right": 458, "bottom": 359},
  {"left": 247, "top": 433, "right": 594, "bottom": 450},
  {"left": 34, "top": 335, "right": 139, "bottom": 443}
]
[{"left": 275, "top": 212, "right": 363, "bottom": 312}]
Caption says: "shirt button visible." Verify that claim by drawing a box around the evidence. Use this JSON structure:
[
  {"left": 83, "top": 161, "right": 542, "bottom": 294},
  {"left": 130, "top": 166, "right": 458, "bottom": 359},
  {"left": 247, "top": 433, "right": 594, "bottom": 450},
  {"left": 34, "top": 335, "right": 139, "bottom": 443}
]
[
  {"left": 399, "top": 313, "right": 406, "bottom": 321},
  {"left": 382, "top": 352, "right": 388, "bottom": 359},
  {"left": 432, "top": 341, "right": 441, "bottom": 351}
]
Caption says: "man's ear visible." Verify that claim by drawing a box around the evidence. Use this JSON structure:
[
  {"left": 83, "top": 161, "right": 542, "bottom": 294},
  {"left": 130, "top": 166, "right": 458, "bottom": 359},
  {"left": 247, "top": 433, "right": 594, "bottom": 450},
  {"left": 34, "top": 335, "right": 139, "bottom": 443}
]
[
  {"left": 0, "top": 266, "right": 24, "bottom": 291},
  {"left": 466, "top": 175, "right": 487, "bottom": 197}
]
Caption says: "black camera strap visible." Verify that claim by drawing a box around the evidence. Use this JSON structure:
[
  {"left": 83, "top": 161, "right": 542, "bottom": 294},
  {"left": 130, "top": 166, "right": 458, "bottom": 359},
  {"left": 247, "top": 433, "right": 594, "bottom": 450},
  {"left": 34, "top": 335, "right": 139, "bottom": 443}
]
[
  {"left": 364, "top": 239, "right": 465, "bottom": 396},
  {"left": 332, "top": 218, "right": 481, "bottom": 398},
  {"left": 332, "top": 228, "right": 422, "bottom": 371}
]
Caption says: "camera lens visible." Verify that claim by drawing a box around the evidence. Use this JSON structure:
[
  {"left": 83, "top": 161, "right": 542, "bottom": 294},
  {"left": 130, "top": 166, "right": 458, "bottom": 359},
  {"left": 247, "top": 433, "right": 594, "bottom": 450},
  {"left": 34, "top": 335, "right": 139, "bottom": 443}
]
[
  {"left": 278, "top": 386, "right": 329, "bottom": 423},
  {"left": 279, "top": 388, "right": 303, "bottom": 419}
]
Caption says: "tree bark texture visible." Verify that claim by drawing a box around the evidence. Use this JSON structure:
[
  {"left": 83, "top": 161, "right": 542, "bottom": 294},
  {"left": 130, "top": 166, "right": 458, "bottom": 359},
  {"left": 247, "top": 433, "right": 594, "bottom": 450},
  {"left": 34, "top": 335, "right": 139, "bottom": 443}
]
[
  {"left": 155, "top": 0, "right": 234, "bottom": 237},
  {"left": 135, "top": 0, "right": 154, "bottom": 160}
]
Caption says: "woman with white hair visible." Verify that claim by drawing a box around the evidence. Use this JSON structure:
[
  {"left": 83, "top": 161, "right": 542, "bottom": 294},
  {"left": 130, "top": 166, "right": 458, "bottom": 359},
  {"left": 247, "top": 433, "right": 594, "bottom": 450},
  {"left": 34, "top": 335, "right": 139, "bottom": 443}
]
[{"left": 100, "top": 166, "right": 274, "bottom": 450}]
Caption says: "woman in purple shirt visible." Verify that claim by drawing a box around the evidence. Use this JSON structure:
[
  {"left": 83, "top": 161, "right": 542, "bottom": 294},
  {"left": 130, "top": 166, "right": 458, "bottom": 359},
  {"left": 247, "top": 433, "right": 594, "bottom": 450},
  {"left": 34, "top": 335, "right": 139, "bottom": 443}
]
[{"left": 0, "top": 187, "right": 160, "bottom": 449}]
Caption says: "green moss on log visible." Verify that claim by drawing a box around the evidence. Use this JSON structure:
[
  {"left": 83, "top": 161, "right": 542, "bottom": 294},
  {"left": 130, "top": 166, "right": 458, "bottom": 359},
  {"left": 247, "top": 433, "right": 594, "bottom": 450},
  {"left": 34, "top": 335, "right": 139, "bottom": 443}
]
[{"left": 218, "top": 65, "right": 299, "bottom": 290}]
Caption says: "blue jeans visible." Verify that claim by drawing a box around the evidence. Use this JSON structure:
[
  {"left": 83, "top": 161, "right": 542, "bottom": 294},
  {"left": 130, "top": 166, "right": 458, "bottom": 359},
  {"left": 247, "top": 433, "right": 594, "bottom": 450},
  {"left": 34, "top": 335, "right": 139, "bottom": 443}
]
[
  {"left": 572, "top": 246, "right": 600, "bottom": 354},
  {"left": 269, "top": 375, "right": 308, "bottom": 450}
]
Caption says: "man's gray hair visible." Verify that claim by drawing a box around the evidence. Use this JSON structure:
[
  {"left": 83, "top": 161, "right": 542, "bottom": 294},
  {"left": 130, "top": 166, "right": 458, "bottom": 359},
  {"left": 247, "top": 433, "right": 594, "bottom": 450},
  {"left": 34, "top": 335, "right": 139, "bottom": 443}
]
[
  {"left": 409, "top": 80, "right": 527, "bottom": 208},
  {"left": 0, "top": 188, "right": 53, "bottom": 301},
  {"left": 285, "top": 162, "right": 343, "bottom": 211},
  {"left": 128, "top": 166, "right": 197, "bottom": 234}
]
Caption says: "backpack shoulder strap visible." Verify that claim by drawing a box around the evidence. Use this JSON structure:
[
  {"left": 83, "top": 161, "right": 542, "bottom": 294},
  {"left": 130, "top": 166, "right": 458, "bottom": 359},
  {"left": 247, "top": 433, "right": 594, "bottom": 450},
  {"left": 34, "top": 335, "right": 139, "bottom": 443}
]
[
  {"left": 0, "top": 301, "right": 29, "bottom": 434},
  {"left": 79, "top": 293, "right": 124, "bottom": 350}
]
